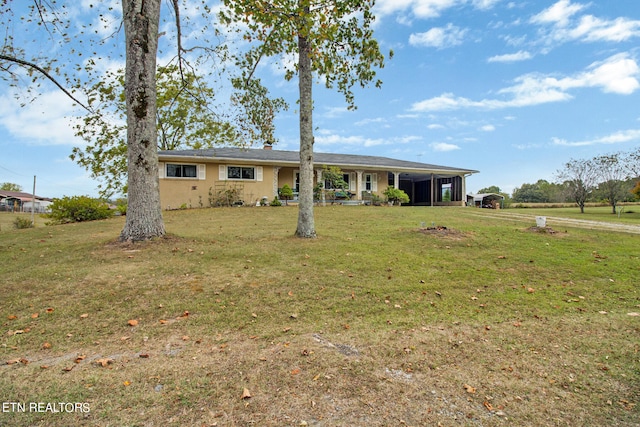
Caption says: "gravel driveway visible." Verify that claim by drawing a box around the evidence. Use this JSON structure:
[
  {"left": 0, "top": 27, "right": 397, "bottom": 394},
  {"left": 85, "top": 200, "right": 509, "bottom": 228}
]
[{"left": 465, "top": 210, "right": 640, "bottom": 235}]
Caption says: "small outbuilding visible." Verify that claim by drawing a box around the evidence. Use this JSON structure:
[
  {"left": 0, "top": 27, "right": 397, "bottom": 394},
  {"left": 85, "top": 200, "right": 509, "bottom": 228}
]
[{"left": 467, "top": 193, "right": 505, "bottom": 209}]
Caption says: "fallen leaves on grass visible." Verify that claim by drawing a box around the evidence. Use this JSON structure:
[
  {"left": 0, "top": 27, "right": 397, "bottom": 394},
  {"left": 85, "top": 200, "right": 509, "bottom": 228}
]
[
  {"left": 463, "top": 384, "right": 476, "bottom": 394},
  {"left": 241, "top": 388, "right": 252, "bottom": 399},
  {"left": 95, "top": 358, "right": 114, "bottom": 367},
  {"left": 127, "top": 319, "right": 138, "bottom": 327},
  {"left": 6, "top": 358, "right": 29, "bottom": 365}
]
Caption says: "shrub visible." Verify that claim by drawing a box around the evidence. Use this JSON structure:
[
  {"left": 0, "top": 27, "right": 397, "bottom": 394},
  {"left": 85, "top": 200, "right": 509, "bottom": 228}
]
[
  {"left": 115, "top": 198, "right": 128, "bottom": 215},
  {"left": 279, "top": 184, "right": 294, "bottom": 204},
  {"left": 270, "top": 197, "right": 282, "bottom": 206},
  {"left": 45, "top": 196, "right": 113, "bottom": 224},
  {"left": 383, "top": 187, "right": 410, "bottom": 205},
  {"left": 13, "top": 217, "right": 34, "bottom": 229}
]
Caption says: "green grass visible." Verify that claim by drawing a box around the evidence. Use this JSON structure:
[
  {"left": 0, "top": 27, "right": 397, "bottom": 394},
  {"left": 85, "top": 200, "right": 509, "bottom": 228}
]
[
  {"left": 1, "top": 206, "right": 639, "bottom": 426},
  {"left": 508, "top": 204, "right": 640, "bottom": 223}
]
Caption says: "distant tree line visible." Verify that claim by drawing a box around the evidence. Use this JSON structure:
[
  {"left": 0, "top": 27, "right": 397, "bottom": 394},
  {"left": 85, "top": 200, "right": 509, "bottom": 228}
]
[{"left": 479, "top": 147, "right": 640, "bottom": 213}]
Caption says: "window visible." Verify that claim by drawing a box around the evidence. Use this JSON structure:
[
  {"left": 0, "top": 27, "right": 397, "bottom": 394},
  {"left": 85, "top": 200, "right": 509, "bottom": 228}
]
[
  {"left": 227, "top": 166, "right": 255, "bottom": 180},
  {"left": 166, "top": 164, "right": 197, "bottom": 178},
  {"left": 361, "top": 173, "right": 378, "bottom": 192}
]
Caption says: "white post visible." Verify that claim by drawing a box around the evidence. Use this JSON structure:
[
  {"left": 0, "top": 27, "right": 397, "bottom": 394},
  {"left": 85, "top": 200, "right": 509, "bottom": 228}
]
[
  {"left": 31, "top": 175, "right": 36, "bottom": 226},
  {"left": 356, "top": 170, "right": 364, "bottom": 201}
]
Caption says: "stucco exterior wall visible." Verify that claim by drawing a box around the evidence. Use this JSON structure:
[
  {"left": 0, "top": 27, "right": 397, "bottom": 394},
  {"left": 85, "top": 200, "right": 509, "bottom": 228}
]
[
  {"left": 158, "top": 161, "right": 394, "bottom": 209},
  {"left": 159, "top": 162, "right": 281, "bottom": 209}
]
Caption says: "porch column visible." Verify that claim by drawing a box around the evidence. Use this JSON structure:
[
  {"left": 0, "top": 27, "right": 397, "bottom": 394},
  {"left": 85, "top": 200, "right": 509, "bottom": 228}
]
[
  {"left": 316, "top": 168, "right": 325, "bottom": 206},
  {"left": 462, "top": 174, "right": 468, "bottom": 205},
  {"left": 393, "top": 171, "right": 400, "bottom": 189},
  {"left": 273, "top": 167, "right": 281, "bottom": 198},
  {"left": 355, "top": 170, "right": 364, "bottom": 200},
  {"left": 431, "top": 173, "right": 435, "bottom": 207}
]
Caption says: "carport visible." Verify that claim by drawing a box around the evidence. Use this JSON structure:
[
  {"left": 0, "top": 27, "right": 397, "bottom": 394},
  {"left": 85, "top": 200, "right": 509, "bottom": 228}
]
[{"left": 466, "top": 193, "right": 505, "bottom": 209}]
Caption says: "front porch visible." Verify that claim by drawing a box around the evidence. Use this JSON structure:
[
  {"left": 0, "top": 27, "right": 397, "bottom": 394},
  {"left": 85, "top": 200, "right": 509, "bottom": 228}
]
[{"left": 273, "top": 168, "right": 470, "bottom": 206}]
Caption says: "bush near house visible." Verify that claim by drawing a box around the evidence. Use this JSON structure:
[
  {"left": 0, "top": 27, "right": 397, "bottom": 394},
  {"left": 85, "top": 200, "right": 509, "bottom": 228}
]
[
  {"left": 279, "top": 184, "right": 294, "bottom": 205},
  {"left": 45, "top": 195, "right": 114, "bottom": 224},
  {"left": 383, "top": 186, "right": 410, "bottom": 205}
]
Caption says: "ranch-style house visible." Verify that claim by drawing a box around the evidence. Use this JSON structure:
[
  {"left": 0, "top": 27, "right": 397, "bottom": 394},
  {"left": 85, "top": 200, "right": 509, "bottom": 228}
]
[{"left": 158, "top": 146, "right": 479, "bottom": 209}]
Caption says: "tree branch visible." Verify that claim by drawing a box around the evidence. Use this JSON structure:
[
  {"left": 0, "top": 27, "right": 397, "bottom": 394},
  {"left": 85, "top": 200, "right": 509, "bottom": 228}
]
[{"left": 0, "top": 54, "right": 91, "bottom": 112}]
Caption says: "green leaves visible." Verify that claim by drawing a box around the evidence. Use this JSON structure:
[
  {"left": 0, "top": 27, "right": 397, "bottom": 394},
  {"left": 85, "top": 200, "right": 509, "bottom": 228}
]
[
  {"left": 221, "top": 0, "right": 389, "bottom": 109},
  {"left": 72, "top": 63, "right": 281, "bottom": 198}
]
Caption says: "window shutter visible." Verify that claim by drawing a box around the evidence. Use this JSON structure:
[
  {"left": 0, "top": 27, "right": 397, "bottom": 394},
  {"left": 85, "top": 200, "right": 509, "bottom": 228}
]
[
  {"left": 372, "top": 173, "right": 378, "bottom": 192},
  {"left": 219, "top": 165, "right": 226, "bottom": 180},
  {"left": 256, "top": 166, "right": 263, "bottom": 182},
  {"left": 349, "top": 172, "right": 356, "bottom": 191},
  {"left": 198, "top": 164, "right": 206, "bottom": 180},
  {"left": 158, "top": 162, "right": 165, "bottom": 179}
]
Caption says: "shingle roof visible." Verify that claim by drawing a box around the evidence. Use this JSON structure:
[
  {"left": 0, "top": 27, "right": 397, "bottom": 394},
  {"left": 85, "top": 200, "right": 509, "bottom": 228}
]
[
  {"left": 0, "top": 191, "right": 49, "bottom": 201},
  {"left": 158, "top": 147, "right": 479, "bottom": 175}
]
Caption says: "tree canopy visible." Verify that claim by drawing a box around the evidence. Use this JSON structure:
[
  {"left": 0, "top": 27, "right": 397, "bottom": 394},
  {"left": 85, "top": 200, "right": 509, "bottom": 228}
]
[
  {"left": 220, "top": 0, "right": 390, "bottom": 237},
  {"left": 71, "top": 65, "right": 248, "bottom": 198},
  {"left": 0, "top": 182, "right": 23, "bottom": 192}
]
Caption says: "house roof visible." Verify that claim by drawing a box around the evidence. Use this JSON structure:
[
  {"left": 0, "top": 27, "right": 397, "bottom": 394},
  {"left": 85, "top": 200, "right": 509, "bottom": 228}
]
[
  {"left": 158, "top": 147, "right": 479, "bottom": 176},
  {"left": 0, "top": 191, "right": 50, "bottom": 202}
]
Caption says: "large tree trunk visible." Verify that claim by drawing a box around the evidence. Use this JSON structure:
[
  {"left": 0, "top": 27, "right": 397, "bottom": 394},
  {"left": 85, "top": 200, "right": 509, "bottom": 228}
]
[
  {"left": 120, "top": 0, "right": 165, "bottom": 242},
  {"left": 295, "top": 23, "right": 316, "bottom": 238}
]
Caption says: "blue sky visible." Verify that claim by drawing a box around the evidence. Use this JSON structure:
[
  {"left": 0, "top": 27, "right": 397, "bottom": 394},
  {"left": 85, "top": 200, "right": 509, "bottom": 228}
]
[{"left": 1, "top": 0, "right": 640, "bottom": 198}]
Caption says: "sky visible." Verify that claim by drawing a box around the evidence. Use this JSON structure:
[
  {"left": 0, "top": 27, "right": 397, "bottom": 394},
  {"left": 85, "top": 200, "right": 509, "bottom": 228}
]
[{"left": 1, "top": 0, "right": 640, "bottom": 198}]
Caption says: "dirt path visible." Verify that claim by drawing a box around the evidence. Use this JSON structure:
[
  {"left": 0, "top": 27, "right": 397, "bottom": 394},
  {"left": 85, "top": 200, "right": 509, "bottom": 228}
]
[{"left": 464, "top": 210, "right": 640, "bottom": 235}]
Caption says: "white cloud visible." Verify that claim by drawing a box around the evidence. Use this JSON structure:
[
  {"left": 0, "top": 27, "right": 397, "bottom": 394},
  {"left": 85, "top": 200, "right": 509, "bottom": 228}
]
[
  {"left": 375, "top": 0, "right": 459, "bottom": 20},
  {"left": 472, "top": 0, "right": 501, "bottom": 10},
  {"left": 531, "top": 1, "right": 640, "bottom": 45},
  {"left": 565, "top": 15, "right": 640, "bottom": 42},
  {"left": 375, "top": 0, "right": 500, "bottom": 20},
  {"left": 551, "top": 129, "right": 640, "bottom": 147},
  {"left": 0, "top": 91, "right": 83, "bottom": 146},
  {"left": 409, "top": 24, "right": 468, "bottom": 48},
  {"left": 530, "top": 0, "right": 586, "bottom": 27},
  {"left": 316, "top": 134, "right": 385, "bottom": 148},
  {"left": 322, "top": 106, "right": 350, "bottom": 118},
  {"left": 480, "top": 124, "right": 496, "bottom": 132},
  {"left": 577, "top": 53, "right": 640, "bottom": 94},
  {"left": 487, "top": 50, "right": 532, "bottom": 63},
  {"left": 427, "top": 124, "right": 445, "bottom": 130},
  {"left": 355, "top": 117, "right": 388, "bottom": 126},
  {"left": 315, "top": 133, "right": 421, "bottom": 149},
  {"left": 430, "top": 142, "right": 460, "bottom": 152},
  {"left": 410, "top": 53, "right": 640, "bottom": 112}
]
